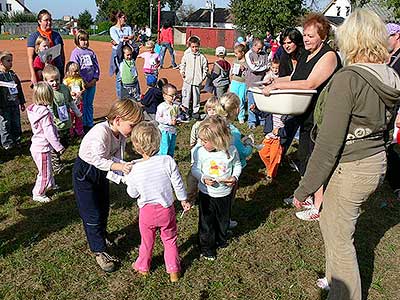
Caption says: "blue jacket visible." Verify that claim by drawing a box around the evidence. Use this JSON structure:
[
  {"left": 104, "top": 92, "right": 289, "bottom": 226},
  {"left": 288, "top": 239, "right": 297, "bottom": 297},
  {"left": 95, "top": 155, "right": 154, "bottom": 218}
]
[{"left": 140, "top": 87, "right": 163, "bottom": 114}]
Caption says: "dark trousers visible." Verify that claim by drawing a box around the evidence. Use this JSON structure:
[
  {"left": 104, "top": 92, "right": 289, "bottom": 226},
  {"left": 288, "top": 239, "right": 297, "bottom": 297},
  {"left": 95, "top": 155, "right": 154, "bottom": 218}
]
[
  {"left": 198, "top": 191, "right": 231, "bottom": 256},
  {"left": 0, "top": 105, "right": 22, "bottom": 148},
  {"left": 51, "top": 130, "right": 69, "bottom": 173},
  {"left": 296, "top": 105, "right": 315, "bottom": 176},
  {"left": 73, "top": 157, "right": 110, "bottom": 253},
  {"left": 387, "top": 144, "right": 400, "bottom": 192}
]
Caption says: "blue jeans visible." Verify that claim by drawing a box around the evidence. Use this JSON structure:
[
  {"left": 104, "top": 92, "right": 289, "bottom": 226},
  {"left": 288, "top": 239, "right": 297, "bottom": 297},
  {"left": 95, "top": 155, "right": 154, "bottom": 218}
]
[
  {"left": 159, "top": 130, "right": 176, "bottom": 157},
  {"left": 82, "top": 86, "right": 96, "bottom": 128},
  {"left": 230, "top": 80, "right": 247, "bottom": 122},
  {"left": 159, "top": 42, "right": 177, "bottom": 68},
  {"left": 0, "top": 105, "right": 21, "bottom": 148},
  {"left": 247, "top": 91, "right": 261, "bottom": 126}
]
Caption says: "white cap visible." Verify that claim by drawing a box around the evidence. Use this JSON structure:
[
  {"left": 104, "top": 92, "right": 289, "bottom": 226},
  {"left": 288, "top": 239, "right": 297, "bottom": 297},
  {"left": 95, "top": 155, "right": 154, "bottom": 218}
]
[{"left": 215, "top": 46, "right": 226, "bottom": 56}]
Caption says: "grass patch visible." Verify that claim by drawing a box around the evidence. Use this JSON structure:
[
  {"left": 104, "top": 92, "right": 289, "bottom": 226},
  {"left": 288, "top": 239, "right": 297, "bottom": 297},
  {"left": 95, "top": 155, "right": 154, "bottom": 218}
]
[{"left": 0, "top": 120, "right": 399, "bottom": 299}]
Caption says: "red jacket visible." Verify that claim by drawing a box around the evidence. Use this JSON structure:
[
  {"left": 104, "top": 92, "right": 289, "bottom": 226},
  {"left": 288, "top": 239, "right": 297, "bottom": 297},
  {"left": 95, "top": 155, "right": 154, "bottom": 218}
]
[{"left": 160, "top": 27, "right": 173, "bottom": 45}]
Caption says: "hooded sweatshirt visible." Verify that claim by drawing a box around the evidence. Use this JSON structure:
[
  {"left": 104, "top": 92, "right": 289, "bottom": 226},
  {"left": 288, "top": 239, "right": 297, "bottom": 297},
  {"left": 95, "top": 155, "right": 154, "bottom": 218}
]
[
  {"left": 180, "top": 50, "right": 208, "bottom": 86},
  {"left": 27, "top": 104, "right": 64, "bottom": 153},
  {"left": 294, "top": 64, "right": 400, "bottom": 201}
]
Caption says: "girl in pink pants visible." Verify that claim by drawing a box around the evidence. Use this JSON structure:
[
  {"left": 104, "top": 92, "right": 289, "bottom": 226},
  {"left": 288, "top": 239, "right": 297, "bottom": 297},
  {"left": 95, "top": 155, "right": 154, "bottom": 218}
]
[{"left": 125, "top": 121, "right": 191, "bottom": 282}]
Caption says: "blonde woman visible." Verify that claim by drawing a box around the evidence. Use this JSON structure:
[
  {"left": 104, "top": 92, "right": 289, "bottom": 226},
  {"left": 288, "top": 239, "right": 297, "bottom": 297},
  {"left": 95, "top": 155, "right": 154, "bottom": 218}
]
[{"left": 292, "top": 9, "right": 400, "bottom": 300}]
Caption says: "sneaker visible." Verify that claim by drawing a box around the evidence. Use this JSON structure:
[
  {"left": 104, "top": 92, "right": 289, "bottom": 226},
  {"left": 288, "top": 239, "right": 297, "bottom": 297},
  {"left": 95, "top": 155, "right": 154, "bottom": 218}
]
[
  {"left": 316, "top": 277, "right": 330, "bottom": 291},
  {"left": 172, "top": 64, "right": 180, "bottom": 69},
  {"left": 248, "top": 123, "right": 256, "bottom": 130},
  {"left": 295, "top": 207, "right": 320, "bottom": 221},
  {"left": 283, "top": 195, "right": 294, "bottom": 206},
  {"left": 32, "top": 195, "right": 52, "bottom": 203},
  {"left": 264, "top": 175, "right": 273, "bottom": 184},
  {"left": 300, "top": 196, "right": 314, "bottom": 209},
  {"left": 46, "top": 184, "right": 60, "bottom": 192},
  {"left": 200, "top": 253, "right": 216, "bottom": 261},
  {"left": 239, "top": 120, "right": 245, "bottom": 124},
  {"left": 94, "top": 252, "right": 119, "bottom": 272},
  {"left": 170, "top": 272, "right": 180, "bottom": 282},
  {"left": 229, "top": 219, "right": 238, "bottom": 229},
  {"left": 177, "top": 113, "right": 190, "bottom": 123}
]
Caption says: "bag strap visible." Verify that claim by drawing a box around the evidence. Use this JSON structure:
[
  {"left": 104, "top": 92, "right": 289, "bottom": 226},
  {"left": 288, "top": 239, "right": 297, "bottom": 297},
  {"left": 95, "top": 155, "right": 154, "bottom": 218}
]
[{"left": 389, "top": 52, "right": 400, "bottom": 68}]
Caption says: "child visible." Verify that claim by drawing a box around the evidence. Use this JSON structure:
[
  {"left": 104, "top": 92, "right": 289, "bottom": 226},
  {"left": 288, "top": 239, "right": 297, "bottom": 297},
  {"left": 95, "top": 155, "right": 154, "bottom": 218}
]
[
  {"left": 137, "top": 40, "right": 160, "bottom": 79},
  {"left": 125, "top": 121, "right": 191, "bottom": 282},
  {"left": 155, "top": 83, "right": 179, "bottom": 157},
  {"left": 210, "top": 46, "right": 231, "bottom": 98},
  {"left": 140, "top": 76, "right": 167, "bottom": 120},
  {"left": 229, "top": 44, "right": 247, "bottom": 124},
  {"left": 245, "top": 38, "right": 268, "bottom": 129},
  {"left": 27, "top": 82, "right": 64, "bottom": 203},
  {"left": 43, "top": 65, "right": 82, "bottom": 174},
  {"left": 191, "top": 116, "right": 242, "bottom": 260},
  {"left": 0, "top": 51, "right": 26, "bottom": 150},
  {"left": 118, "top": 45, "right": 140, "bottom": 100},
  {"left": 72, "top": 100, "right": 143, "bottom": 273},
  {"left": 63, "top": 61, "right": 85, "bottom": 138},
  {"left": 180, "top": 36, "right": 208, "bottom": 119},
  {"left": 69, "top": 29, "right": 100, "bottom": 133},
  {"left": 33, "top": 36, "right": 52, "bottom": 82},
  {"left": 264, "top": 57, "right": 280, "bottom": 82}
]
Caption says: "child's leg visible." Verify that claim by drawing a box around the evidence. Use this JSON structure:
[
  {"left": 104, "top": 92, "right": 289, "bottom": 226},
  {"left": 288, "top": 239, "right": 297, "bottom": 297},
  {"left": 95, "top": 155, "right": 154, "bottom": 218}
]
[
  {"left": 10, "top": 105, "right": 22, "bottom": 143},
  {"left": 51, "top": 149, "right": 63, "bottom": 174},
  {"left": 159, "top": 130, "right": 171, "bottom": 155},
  {"left": 167, "top": 133, "right": 177, "bottom": 157},
  {"left": 268, "top": 139, "right": 283, "bottom": 178},
  {"left": 181, "top": 82, "right": 192, "bottom": 115},
  {"left": 82, "top": 86, "right": 96, "bottom": 130},
  {"left": 31, "top": 151, "right": 55, "bottom": 196},
  {"left": 159, "top": 205, "right": 180, "bottom": 273},
  {"left": 134, "top": 204, "right": 158, "bottom": 272},
  {"left": 230, "top": 81, "right": 246, "bottom": 122},
  {"left": 75, "top": 101, "right": 84, "bottom": 136},
  {"left": 214, "top": 193, "right": 231, "bottom": 248},
  {"left": 69, "top": 109, "right": 76, "bottom": 138},
  {"left": 258, "top": 138, "right": 272, "bottom": 175},
  {"left": 73, "top": 157, "right": 109, "bottom": 253},
  {"left": 198, "top": 191, "right": 217, "bottom": 256},
  {"left": 192, "top": 85, "right": 201, "bottom": 115},
  {"left": 186, "top": 170, "right": 198, "bottom": 203},
  {"left": 0, "top": 109, "right": 14, "bottom": 149}
]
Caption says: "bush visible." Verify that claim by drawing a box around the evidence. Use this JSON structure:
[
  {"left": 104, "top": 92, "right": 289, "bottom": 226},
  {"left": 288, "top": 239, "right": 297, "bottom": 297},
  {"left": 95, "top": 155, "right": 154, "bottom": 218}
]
[
  {"left": 8, "top": 11, "right": 36, "bottom": 23},
  {"left": 96, "top": 21, "right": 112, "bottom": 33}
]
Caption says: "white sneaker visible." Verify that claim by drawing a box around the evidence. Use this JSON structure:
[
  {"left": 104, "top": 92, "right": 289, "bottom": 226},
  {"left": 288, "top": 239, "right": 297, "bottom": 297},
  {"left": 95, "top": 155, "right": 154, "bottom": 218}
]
[
  {"left": 32, "top": 195, "right": 52, "bottom": 203},
  {"left": 295, "top": 207, "right": 320, "bottom": 221},
  {"left": 229, "top": 220, "right": 238, "bottom": 229},
  {"left": 316, "top": 277, "right": 330, "bottom": 290},
  {"left": 300, "top": 196, "right": 314, "bottom": 209}
]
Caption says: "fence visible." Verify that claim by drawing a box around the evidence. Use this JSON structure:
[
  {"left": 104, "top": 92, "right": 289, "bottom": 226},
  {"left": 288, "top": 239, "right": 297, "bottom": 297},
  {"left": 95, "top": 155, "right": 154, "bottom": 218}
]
[{"left": 1, "top": 22, "right": 37, "bottom": 35}]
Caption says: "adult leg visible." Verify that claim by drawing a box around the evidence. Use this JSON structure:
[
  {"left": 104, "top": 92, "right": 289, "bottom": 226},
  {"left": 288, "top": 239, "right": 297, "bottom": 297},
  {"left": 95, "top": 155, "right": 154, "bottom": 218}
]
[
  {"left": 166, "top": 43, "right": 177, "bottom": 67},
  {"left": 386, "top": 144, "right": 400, "bottom": 193},
  {"left": 159, "top": 44, "right": 167, "bottom": 68},
  {"left": 159, "top": 205, "right": 181, "bottom": 273},
  {"left": 134, "top": 204, "right": 157, "bottom": 272},
  {"left": 297, "top": 109, "right": 314, "bottom": 176}
]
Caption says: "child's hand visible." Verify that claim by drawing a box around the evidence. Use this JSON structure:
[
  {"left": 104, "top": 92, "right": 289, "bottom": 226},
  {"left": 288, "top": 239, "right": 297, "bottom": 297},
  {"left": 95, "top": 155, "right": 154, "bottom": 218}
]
[
  {"left": 120, "top": 162, "right": 133, "bottom": 175},
  {"left": 204, "top": 178, "right": 216, "bottom": 186},
  {"left": 171, "top": 118, "right": 177, "bottom": 126},
  {"left": 249, "top": 104, "right": 256, "bottom": 111},
  {"left": 181, "top": 200, "right": 191, "bottom": 212},
  {"left": 272, "top": 128, "right": 279, "bottom": 136},
  {"left": 222, "top": 176, "right": 237, "bottom": 186},
  {"left": 20, "top": 104, "right": 25, "bottom": 112}
]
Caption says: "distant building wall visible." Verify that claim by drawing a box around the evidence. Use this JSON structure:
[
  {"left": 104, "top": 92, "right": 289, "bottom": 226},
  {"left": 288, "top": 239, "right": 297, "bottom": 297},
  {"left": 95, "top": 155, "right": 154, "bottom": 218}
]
[
  {"left": 1, "top": 22, "right": 37, "bottom": 35},
  {"left": 185, "top": 27, "right": 239, "bottom": 50}
]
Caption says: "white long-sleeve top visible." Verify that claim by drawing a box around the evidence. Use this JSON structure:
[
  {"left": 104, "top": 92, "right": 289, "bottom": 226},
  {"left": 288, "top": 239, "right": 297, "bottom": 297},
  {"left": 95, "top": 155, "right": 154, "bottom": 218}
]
[
  {"left": 156, "top": 101, "right": 177, "bottom": 134},
  {"left": 78, "top": 121, "right": 125, "bottom": 171},
  {"left": 125, "top": 155, "right": 187, "bottom": 208},
  {"left": 191, "top": 145, "right": 242, "bottom": 198}
]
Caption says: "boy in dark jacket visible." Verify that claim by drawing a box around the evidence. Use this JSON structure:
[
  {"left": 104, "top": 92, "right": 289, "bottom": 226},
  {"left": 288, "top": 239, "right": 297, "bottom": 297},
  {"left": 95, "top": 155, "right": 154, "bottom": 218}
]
[{"left": 140, "top": 75, "right": 167, "bottom": 120}]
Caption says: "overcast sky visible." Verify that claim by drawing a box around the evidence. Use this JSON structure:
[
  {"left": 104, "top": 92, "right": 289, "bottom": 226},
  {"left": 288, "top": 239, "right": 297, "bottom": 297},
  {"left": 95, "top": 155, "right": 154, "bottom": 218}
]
[{"left": 25, "top": 0, "right": 229, "bottom": 19}]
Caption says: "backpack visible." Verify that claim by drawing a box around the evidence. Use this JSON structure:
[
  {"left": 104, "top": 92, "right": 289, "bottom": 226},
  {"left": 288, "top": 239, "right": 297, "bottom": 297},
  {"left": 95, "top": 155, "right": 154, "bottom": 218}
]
[{"left": 212, "top": 62, "right": 230, "bottom": 87}]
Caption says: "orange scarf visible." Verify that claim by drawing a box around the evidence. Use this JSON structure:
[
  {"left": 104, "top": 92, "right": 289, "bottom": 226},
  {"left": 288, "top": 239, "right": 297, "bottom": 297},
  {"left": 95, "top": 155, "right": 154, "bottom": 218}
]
[{"left": 37, "top": 26, "right": 54, "bottom": 47}]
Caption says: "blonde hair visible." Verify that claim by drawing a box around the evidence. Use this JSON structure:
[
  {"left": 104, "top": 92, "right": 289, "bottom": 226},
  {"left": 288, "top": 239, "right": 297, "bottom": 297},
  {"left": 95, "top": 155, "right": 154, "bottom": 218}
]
[
  {"left": 198, "top": 115, "right": 231, "bottom": 154},
  {"left": 34, "top": 36, "right": 50, "bottom": 54},
  {"left": 0, "top": 50, "right": 12, "bottom": 62},
  {"left": 145, "top": 40, "right": 155, "bottom": 49},
  {"left": 130, "top": 121, "right": 161, "bottom": 157},
  {"left": 204, "top": 96, "right": 220, "bottom": 113},
  {"left": 107, "top": 99, "right": 144, "bottom": 124},
  {"left": 337, "top": 8, "right": 389, "bottom": 65},
  {"left": 216, "top": 92, "right": 240, "bottom": 121},
  {"left": 32, "top": 82, "right": 54, "bottom": 106},
  {"left": 65, "top": 61, "right": 80, "bottom": 78},
  {"left": 42, "top": 65, "right": 60, "bottom": 80}
]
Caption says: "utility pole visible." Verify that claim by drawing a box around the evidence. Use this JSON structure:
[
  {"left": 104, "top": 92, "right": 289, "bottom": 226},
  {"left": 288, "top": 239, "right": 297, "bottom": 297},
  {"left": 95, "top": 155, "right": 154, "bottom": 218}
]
[
  {"left": 206, "top": 0, "right": 215, "bottom": 28},
  {"left": 149, "top": 0, "right": 153, "bottom": 31}
]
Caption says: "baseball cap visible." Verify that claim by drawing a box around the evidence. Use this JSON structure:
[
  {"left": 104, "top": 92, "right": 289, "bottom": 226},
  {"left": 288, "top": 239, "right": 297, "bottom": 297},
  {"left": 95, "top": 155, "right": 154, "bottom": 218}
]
[
  {"left": 146, "top": 74, "right": 157, "bottom": 86},
  {"left": 215, "top": 46, "right": 226, "bottom": 56},
  {"left": 386, "top": 23, "right": 400, "bottom": 35}
]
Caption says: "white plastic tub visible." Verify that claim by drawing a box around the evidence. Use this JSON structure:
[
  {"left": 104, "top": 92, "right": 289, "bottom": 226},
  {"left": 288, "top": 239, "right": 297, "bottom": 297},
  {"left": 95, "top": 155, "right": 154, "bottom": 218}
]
[{"left": 248, "top": 87, "right": 317, "bottom": 115}]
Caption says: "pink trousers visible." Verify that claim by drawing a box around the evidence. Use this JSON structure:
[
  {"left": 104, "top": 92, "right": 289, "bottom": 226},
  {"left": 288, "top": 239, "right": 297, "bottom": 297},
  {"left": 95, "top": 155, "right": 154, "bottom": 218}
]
[
  {"left": 69, "top": 102, "right": 84, "bottom": 137},
  {"left": 134, "top": 204, "right": 181, "bottom": 273},
  {"left": 31, "top": 151, "right": 55, "bottom": 196}
]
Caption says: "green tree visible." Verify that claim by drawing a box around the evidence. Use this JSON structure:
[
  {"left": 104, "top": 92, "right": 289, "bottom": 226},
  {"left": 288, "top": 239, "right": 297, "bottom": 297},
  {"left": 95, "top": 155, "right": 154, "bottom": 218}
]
[
  {"left": 385, "top": 0, "right": 400, "bottom": 19},
  {"left": 230, "top": 0, "right": 305, "bottom": 36},
  {"left": 78, "top": 10, "right": 94, "bottom": 30}
]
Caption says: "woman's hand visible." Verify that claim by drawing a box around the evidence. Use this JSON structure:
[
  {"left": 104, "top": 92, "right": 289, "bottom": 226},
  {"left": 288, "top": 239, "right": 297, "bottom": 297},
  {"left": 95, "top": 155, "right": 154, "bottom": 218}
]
[
  {"left": 292, "top": 196, "right": 303, "bottom": 209},
  {"left": 262, "top": 83, "right": 277, "bottom": 96}
]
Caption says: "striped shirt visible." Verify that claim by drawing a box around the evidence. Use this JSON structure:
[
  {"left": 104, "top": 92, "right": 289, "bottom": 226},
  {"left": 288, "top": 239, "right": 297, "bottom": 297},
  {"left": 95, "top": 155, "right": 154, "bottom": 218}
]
[{"left": 266, "top": 114, "right": 284, "bottom": 139}]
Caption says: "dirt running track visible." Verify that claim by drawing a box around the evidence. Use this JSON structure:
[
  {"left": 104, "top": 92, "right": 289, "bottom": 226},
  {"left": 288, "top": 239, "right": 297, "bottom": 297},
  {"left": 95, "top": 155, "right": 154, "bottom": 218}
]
[{"left": 0, "top": 39, "right": 234, "bottom": 125}]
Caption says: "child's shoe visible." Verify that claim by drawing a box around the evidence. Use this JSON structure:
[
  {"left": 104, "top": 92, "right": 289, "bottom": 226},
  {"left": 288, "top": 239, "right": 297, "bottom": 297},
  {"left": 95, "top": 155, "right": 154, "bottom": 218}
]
[
  {"left": 316, "top": 277, "right": 330, "bottom": 290},
  {"left": 94, "top": 251, "right": 118, "bottom": 272},
  {"left": 229, "top": 219, "right": 238, "bottom": 229},
  {"left": 170, "top": 272, "right": 180, "bottom": 282},
  {"left": 32, "top": 194, "right": 52, "bottom": 203},
  {"left": 200, "top": 253, "right": 216, "bottom": 261}
]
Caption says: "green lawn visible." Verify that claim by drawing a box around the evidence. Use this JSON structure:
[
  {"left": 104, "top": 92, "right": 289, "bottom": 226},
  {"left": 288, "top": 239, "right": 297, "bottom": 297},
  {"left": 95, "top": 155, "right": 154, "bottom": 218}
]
[{"left": 0, "top": 119, "right": 399, "bottom": 300}]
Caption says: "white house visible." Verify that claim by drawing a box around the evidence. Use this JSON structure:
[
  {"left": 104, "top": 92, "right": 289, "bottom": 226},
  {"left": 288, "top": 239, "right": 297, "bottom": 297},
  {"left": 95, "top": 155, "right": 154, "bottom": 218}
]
[
  {"left": 323, "top": 0, "right": 352, "bottom": 18},
  {"left": 0, "top": 0, "right": 32, "bottom": 15}
]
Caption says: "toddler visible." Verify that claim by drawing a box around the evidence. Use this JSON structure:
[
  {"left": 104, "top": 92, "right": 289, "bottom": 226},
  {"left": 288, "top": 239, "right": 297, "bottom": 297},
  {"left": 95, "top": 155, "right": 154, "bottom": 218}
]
[
  {"left": 210, "top": 46, "right": 231, "bottom": 97},
  {"left": 69, "top": 29, "right": 100, "bottom": 133},
  {"left": 0, "top": 51, "right": 26, "bottom": 150},
  {"left": 119, "top": 45, "right": 140, "bottom": 100},
  {"left": 33, "top": 36, "right": 53, "bottom": 82},
  {"left": 63, "top": 61, "right": 85, "bottom": 138},
  {"left": 140, "top": 76, "right": 167, "bottom": 121},
  {"left": 43, "top": 65, "right": 81, "bottom": 174},
  {"left": 229, "top": 44, "right": 247, "bottom": 123},
  {"left": 191, "top": 116, "right": 242, "bottom": 260},
  {"left": 73, "top": 100, "right": 143, "bottom": 273},
  {"left": 125, "top": 121, "right": 191, "bottom": 282},
  {"left": 155, "top": 83, "right": 179, "bottom": 157},
  {"left": 137, "top": 40, "right": 160, "bottom": 79},
  {"left": 27, "top": 82, "right": 64, "bottom": 203}
]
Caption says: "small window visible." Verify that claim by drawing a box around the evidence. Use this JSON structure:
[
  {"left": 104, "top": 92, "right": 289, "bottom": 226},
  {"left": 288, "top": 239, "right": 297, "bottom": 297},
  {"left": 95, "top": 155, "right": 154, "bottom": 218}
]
[
  {"left": 6, "top": 3, "right": 11, "bottom": 11},
  {"left": 336, "top": 6, "right": 341, "bottom": 16},
  {"left": 346, "top": 6, "right": 350, "bottom": 16},
  {"left": 0, "top": 4, "right": 3, "bottom": 11}
]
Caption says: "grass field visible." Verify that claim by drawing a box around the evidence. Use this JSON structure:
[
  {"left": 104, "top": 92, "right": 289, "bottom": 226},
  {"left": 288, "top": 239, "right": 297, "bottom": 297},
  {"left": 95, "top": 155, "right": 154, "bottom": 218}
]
[{"left": 0, "top": 118, "right": 399, "bottom": 300}]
